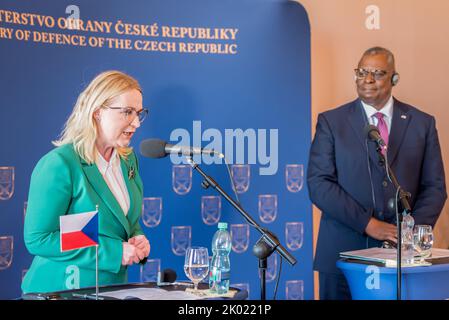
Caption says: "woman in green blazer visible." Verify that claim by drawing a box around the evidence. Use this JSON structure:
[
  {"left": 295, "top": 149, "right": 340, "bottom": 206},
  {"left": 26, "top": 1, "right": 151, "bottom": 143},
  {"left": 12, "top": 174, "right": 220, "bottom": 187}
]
[{"left": 22, "top": 71, "right": 150, "bottom": 294}]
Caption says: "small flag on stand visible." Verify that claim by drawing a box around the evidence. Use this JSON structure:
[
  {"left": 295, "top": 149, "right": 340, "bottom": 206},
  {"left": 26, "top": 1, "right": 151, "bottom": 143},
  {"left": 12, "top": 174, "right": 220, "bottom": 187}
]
[
  {"left": 60, "top": 208, "right": 100, "bottom": 300},
  {"left": 60, "top": 210, "right": 98, "bottom": 252}
]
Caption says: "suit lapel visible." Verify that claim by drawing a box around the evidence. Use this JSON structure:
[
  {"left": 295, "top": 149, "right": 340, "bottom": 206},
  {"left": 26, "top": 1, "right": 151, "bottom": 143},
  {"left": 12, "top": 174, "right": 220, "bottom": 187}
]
[
  {"left": 120, "top": 157, "right": 138, "bottom": 224},
  {"left": 387, "top": 99, "right": 411, "bottom": 166},
  {"left": 347, "top": 99, "right": 383, "bottom": 168},
  {"left": 347, "top": 99, "right": 367, "bottom": 146},
  {"left": 81, "top": 159, "right": 131, "bottom": 237}
]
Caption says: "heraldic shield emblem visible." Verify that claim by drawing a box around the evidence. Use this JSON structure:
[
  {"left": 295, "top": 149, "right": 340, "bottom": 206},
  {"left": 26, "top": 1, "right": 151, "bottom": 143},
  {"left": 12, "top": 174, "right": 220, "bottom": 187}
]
[
  {"left": 171, "top": 226, "right": 191, "bottom": 256},
  {"left": 142, "top": 197, "right": 162, "bottom": 228},
  {"left": 0, "top": 167, "right": 14, "bottom": 200},
  {"left": 0, "top": 236, "right": 14, "bottom": 270},
  {"left": 285, "top": 164, "right": 303, "bottom": 193},
  {"left": 286, "top": 222, "right": 304, "bottom": 251},
  {"left": 172, "top": 165, "right": 192, "bottom": 195},
  {"left": 231, "top": 164, "right": 250, "bottom": 194},
  {"left": 201, "top": 196, "right": 221, "bottom": 226},
  {"left": 259, "top": 253, "right": 277, "bottom": 282},
  {"left": 286, "top": 280, "right": 304, "bottom": 300},
  {"left": 231, "top": 224, "right": 249, "bottom": 253},
  {"left": 140, "top": 258, "right": 161, "bottom": 282},
  {"left": 258, "top": 194, "right": 278, "bottom": 224}
]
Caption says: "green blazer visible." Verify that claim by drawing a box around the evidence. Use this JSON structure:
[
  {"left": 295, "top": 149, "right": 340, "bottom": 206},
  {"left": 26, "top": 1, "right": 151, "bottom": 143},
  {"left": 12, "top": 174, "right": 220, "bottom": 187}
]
[{"left": 22, "top": 144, "right": 144, "bottom": 294}]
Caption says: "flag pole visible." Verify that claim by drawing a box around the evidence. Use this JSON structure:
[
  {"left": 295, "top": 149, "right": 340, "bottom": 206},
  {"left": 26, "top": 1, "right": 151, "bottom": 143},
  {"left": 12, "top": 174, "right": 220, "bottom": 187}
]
[
  {"left": 95, "top": 204, "right": 99, "bottom": 300},
  {"left": 95, "top": 244, "right": 99, "bottom": 300}
]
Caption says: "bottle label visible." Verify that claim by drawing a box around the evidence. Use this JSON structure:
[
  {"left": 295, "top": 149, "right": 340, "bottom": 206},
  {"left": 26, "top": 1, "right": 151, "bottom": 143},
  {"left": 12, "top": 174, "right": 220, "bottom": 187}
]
[
  {"left": 210, "top": 268, "right": 230, "bottom": 282},
  {"left": 220, "top": 271, "right": 230, "bottom": 281}
]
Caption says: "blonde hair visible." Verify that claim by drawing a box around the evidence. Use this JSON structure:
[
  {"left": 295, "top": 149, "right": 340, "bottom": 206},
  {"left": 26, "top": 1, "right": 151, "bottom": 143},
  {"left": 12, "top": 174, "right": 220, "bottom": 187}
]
[{"left": 53, "top": 70, "right": 142, "bottom": 164}]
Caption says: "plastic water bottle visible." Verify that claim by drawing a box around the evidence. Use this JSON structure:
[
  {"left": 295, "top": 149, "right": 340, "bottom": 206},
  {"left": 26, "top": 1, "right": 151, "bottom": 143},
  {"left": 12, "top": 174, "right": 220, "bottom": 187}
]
[
  {"left": 209, "top": 222, "right": 231, "bottom": 294},
  {"left": 401, "top": 213, "right": 415, "bottom": 265}
]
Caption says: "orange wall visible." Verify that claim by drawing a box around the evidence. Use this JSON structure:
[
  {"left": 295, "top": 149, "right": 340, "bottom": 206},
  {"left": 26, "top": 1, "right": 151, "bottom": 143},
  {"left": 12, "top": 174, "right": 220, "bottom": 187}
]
[{"left": 298, "top": 0, "right": 449, "bottom": 299}]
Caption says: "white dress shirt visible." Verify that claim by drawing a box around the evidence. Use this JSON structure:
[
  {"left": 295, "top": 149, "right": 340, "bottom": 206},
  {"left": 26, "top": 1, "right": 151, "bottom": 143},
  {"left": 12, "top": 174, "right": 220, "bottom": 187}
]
[
  {"left": 96, "top": 149, "right": 130, "bottom": 216},
  {"left": 361, "top": 96, "right": 394, "bottom": 134}
]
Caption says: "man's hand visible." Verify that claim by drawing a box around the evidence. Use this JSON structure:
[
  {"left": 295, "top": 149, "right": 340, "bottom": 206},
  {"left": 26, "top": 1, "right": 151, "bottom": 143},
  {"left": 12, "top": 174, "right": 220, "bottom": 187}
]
[{"left": 365, "top": 217, "right": 397, "bottom": 243}]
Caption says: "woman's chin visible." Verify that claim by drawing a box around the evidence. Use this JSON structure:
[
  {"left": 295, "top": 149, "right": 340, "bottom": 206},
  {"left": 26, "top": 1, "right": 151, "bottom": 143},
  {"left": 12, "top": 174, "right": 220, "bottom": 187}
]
[{"left": 117, "top": 140, "right": 131, "bottom": 148}]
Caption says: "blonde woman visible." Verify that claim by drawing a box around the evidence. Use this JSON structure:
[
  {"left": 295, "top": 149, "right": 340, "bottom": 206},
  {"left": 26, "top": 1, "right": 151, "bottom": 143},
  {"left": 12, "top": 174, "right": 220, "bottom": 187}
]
[{"left": 22, "top": 71, "right": 151, "bottom": 294}]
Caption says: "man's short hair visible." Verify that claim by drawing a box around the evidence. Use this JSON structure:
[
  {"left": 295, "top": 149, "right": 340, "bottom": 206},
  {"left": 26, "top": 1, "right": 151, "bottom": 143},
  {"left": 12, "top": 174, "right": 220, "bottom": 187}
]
[{"left": 360, "top": 47, "right": 396, "bottom": 69}]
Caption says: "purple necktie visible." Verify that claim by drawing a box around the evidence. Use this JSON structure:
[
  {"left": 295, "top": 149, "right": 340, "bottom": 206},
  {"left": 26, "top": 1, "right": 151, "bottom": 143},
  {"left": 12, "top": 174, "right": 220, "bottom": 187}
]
[{"left": 374, "top": 112, "right": 389, "bottom": 154}]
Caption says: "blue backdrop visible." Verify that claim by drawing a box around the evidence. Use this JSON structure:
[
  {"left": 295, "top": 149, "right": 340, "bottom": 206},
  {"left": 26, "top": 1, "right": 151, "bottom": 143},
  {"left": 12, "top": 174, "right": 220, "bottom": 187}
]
[{"left": 0, "top": 0, "right": 311, "bottom": 300}]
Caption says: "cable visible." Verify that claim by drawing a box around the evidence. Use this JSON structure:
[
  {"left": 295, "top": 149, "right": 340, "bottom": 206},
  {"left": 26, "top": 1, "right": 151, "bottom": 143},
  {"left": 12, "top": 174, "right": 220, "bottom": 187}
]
[
  {"left": 221, "top": 153, "right": 260, "bottom": 230},
  {"left": 395, "top": 184, "right": 400, "bottom": 220},
  {"left": 362, "top": 107, "right": 377, "bottom": 249},
  {"left": 384, "top": 151, "right": 393, "bottom": 184},
  {"left": 395, "top": 182, "right": 402, "bottom": 300},
  {"left": 272, "top": 253, "right": 283, "bottom": 300},
  {"left": 221, "top": 153, "right": 241, "bottom": 206}
]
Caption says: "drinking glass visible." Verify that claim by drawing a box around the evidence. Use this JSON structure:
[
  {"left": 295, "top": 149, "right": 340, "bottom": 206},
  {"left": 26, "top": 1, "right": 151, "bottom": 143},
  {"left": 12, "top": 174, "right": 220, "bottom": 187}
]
[
  {"left": 413, "top": 225, "right": 434, "bottom": 261},
  {"left": 184, "top": 247, "right": 209, "bottom": 292}
]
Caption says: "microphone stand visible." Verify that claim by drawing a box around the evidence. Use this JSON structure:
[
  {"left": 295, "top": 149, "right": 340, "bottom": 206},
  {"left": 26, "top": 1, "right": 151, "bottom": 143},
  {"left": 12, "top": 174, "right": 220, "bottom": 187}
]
[
  {"left": 375, "top": 145, "right": 412, "bottom": 301},
  {"left": 185, "top": 156, "right": 297, "bottom": 300}
]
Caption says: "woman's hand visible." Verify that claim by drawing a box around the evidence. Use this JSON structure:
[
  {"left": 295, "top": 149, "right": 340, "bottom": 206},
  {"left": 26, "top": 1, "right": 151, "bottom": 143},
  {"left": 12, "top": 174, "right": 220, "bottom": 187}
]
[
  {"left": 121, "top": 242, "right": 141, "bottom": 266},
  {"left": 128, "top": 235, "right": 151, "bottom": 261}
]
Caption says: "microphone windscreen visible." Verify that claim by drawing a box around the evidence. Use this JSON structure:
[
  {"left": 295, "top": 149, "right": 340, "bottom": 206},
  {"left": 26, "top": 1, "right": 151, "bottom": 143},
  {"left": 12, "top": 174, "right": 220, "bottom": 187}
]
[
  {"left": 161, "top": 268, "right": 177, "bottom": 283},
  {"left": 140, "top": 139, "right": 167, "bottom": 158},
  {"left": 363, "top": 124, "right": 379, "bottom": 139}
]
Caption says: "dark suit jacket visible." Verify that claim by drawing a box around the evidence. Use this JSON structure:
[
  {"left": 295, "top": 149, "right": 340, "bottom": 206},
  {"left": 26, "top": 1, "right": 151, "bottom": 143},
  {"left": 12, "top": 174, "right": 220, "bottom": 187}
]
[{"left": 307, "top": 98, "right": 447, "bottom": 274}]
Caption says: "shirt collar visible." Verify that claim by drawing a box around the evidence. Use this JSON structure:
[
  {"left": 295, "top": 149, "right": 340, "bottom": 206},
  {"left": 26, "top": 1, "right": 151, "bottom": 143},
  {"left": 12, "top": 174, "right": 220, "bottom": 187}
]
[
  {"left": 96, "top": 148, "right": 119, "bottom": 175},
  {"left": 361, "top": 96, "right": 394, "bottom": 120}
]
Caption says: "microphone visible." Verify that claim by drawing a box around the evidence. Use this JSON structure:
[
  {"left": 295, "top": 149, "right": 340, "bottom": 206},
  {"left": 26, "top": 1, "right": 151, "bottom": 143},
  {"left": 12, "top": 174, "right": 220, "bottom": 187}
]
[
  {"left": 156, "top": 268, "right": 178, "bottom": 286},
  {"left": 364, "top": 125, "right": 387, "bottom": 149},
  {"left": 139, "top": 138, "right": 224, "bottom": 159}
]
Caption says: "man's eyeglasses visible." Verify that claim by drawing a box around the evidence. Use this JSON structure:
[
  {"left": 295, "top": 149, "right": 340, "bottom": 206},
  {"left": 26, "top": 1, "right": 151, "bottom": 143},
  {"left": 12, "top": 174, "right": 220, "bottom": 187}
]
[
  {"left": 103, "top": 106, "right": 149, "bottom": 124},
  {"left": 354, "top": 68, "right": 388, "bottom": 81}
]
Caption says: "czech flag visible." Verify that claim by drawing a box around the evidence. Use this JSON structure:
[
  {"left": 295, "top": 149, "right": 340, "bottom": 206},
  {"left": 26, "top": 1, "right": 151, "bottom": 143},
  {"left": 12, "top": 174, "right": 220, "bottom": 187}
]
[{"left": 60, "top": 210, "right": 99, "bottom": 252}]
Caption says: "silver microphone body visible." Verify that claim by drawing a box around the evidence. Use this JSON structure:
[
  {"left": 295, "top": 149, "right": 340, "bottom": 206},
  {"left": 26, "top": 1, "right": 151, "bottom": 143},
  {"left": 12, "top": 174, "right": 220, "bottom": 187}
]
[
  {"left": 139, "top": 138, "right": 224, "bottom": 159},
  {"left": 165, "top": 144, "right": 219, "bottom": 157}
]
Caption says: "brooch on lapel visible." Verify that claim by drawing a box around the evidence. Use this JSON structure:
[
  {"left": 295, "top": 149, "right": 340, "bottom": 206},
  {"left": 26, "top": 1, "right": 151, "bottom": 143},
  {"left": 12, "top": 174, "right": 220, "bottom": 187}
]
[{"left": 128, "top": 165, "right": 135, "bottom": 180}]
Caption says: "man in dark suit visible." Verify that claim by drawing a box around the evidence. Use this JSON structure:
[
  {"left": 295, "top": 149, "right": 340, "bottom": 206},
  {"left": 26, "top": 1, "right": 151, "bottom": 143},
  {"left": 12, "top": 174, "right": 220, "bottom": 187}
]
[{"left": 307, "top": 47, "right": 447, "bottom": 300}]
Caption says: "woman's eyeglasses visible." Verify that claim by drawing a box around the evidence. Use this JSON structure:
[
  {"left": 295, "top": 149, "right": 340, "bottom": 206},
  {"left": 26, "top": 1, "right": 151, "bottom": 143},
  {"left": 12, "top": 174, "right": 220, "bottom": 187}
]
[{"left": 103, "top": 106, "right": 149, "bottom": 124}]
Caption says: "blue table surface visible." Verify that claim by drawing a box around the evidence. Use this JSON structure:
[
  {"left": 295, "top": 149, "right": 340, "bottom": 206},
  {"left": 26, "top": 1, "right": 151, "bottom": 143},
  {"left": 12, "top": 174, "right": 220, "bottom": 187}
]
[{"left": 337, "top": 259, "right": 449, "bottom": 274}]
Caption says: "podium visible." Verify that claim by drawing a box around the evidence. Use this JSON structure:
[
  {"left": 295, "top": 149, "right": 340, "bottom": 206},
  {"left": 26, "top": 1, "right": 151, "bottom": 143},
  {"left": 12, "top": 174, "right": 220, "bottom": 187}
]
[
  {"left": 22, "top": 282, "right": 248, "bottom": 300},
  {"left": 337, "top": 259, "right": 449, "bottom": 300}
]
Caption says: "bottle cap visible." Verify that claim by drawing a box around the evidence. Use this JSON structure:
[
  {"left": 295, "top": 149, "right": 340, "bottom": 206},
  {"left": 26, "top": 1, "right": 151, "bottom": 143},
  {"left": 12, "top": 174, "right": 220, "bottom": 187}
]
[{"left": 218, "top": 222, "right": 228, "bottom": 230}]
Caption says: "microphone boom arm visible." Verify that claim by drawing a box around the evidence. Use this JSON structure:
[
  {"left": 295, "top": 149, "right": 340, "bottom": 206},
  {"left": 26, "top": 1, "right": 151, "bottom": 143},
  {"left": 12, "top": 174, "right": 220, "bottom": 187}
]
[{"left": 185, "top": 156, "right": 297, "bottom": 267}]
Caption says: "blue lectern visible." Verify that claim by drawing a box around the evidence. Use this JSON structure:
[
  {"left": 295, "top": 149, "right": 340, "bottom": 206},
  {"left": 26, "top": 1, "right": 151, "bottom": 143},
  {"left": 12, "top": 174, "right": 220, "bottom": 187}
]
[{"left": 337, "top": 259, "right": 449, "bottom": 300}]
